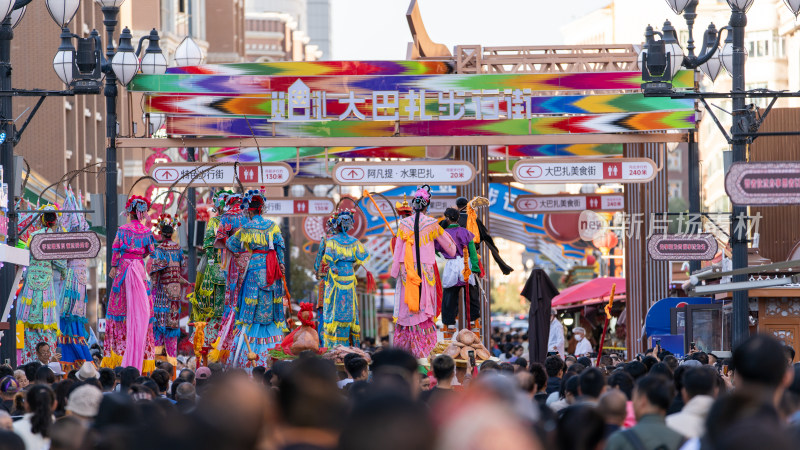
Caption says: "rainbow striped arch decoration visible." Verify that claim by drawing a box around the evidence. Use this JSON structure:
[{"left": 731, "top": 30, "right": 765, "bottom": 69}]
[{"left": 129, "top": 62, "right": 695, "bottom": 140}]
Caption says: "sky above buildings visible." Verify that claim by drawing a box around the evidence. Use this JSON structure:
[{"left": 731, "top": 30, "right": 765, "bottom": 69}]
[{"left": 330, "top": 0, "right": 608, "bottom": 60}]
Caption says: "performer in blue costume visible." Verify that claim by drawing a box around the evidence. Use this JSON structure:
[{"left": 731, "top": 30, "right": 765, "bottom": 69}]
[
  {"left": 322, "top": 209, "right": 369, "bottom": 348},
  {"left": 313, "top": 215, "right": 336, "bottom": 340},
  {"left": 226, "top": 190, "right": 287, "bottom": 367},
  {"left": 57, "top": 189, "right": 93, "bottom": 371}
]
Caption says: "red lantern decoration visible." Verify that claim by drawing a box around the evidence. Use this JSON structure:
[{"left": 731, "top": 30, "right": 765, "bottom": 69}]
[{"left": 593, "top": 230, "right": 619, "bottom": 252}]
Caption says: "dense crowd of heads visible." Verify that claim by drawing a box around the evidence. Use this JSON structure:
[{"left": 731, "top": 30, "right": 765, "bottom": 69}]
[{"left": 1, "top": 333, "right": 799, "bottom": 450}]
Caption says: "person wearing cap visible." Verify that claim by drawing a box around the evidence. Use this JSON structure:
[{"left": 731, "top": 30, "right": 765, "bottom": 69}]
[
  {"left": 548, "top": 309, "right": 565, "bottom": 358},
  {"left": 0, "top": 376, "right": 19, "bottom": 413},
  {"left": 573, "top": 326, "right": 593, "bottom": 357},
  {"left": 47, "top": 362, "right": 66, "bottom": 381},
  {"left": 65, "top": 384, "right": 103, "bottom": 422},
  {"left": 76, "top": 361, "right": 98, "bottom": 382}
]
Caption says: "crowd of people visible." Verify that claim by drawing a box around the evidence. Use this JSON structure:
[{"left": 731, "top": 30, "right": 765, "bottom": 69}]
[{"left": 0, "top": 332, "right": 798, "bottom": 450}]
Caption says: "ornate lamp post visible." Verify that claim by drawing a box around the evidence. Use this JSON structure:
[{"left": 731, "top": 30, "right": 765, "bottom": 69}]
[{"left": 641, "top": 0, "right": 800, "bottom": 347}]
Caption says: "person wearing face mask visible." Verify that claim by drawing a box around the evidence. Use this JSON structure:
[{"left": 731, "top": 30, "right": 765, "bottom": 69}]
[
  {"left": 573, "top": 326, "right": 593, "bottom": 357},
  {"left": 17, "top": 205, "right": 67, "bottom": 364}
]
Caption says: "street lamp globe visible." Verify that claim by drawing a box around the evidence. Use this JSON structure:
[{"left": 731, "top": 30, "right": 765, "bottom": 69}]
[
  {"left": 699, "top": 49, "right": 722, "bottom": 82},
  {"left": 94, "top": 0, "right": 126, "bottom": 7},
  {"left": 661, "top": 20, "right": 685, "bottom": 78},
  {"left": 0, "top": 0, "right": 13, "bottom": 23},
  {"left": 53, "top": 28, "right": 76, "bottom": 85},
  {"left": 45, "top": 0, "right": 80, "bottom": 27},
  {"left": 111, "top": 27, "right": 139, "bottom": 85},
  {"left": 720, "top": 33, "right": 746, "bottom": 75},
  {"left": 142, "top": 112, "right": 166, "bottom": 135},
  {"left": 10, "top": 6, "right": 25, "bottom": 29},
  {"left": 139, "top": 29, "right": 167, "bottom": 75},
  {"left": 665, "top": 0, "right": 693, "bottom": 15},
  {"left": 174, "top": 36, "right": 204, "bottom": 67},
  {"left": 785, "top": 0, "right": 800, "bottom": 17},
  {"left": 727, "top": 0, "right": 754, "bottom": 12}
]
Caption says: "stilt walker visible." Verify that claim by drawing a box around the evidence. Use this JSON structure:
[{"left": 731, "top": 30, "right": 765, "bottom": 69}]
[
  {"left": 213, "top": 193, "right": 250, "bottom": 363},
  {"left": 391, "top": 186, "right": 457, "bottom": 357},
  {"left": 437, "top": 208, "right": 481, "bottom": 338},
  {"left": 226, "top": 190, "right": 287, "bottom": 367},
  {"left": 102, "top": 195, "right": 157, "bottom": 373},
  {"left": 313, "top": 215, "right": 336, "bottom": 342},
  {"left": 57, "top": 190, "right": 93, "bottom": 371},
  {"left": 17, "top": 205, "right": 66, "bottom": 364},
  {"left": 150, "top": 214, "right": 189, "bottom": 366},
  {"left": 191, "top": 191, "right": 231, "bottom": 357},
  {"left": 322, "top": 210, "right": 370, "bottom": 348}
]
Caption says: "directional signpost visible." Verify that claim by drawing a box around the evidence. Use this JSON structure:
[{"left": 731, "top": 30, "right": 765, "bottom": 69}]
[
  {"left": 725, "top": 162, "right": 800, "bottom": 205},
  {"left": 262, "top": 198, "right": 335, "bottom": 216},
  {"left": 149, "top": 162, "right": 294, "bottom": 187},
  {"left": 366, "top": 196, "right": 456, "bottom": 216},
  {"left": 515, "top": 193, "right": 624, "bottom": 214},
  {"left": 647, "top": 234, "right": 718, "bottom": 261},
  {"left": 332, "top": 161, "right": 475, "bottom": 186},
  {"left": 30, "top": 232, "right": 101, "bottom": 260},
  {"left": 513, "top": 158, "right": 658, "bottom": 184}
]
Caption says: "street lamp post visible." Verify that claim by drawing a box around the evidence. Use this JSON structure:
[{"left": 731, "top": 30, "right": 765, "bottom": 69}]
[
  {"left": 641, "top": 0, "right": 795, "bottom": 347},
  {"left": 43, "top": 0, "right": 167, "bottom": 303},
  {"left": 172, "top": 36, "right": 204, "bottom": 284}
]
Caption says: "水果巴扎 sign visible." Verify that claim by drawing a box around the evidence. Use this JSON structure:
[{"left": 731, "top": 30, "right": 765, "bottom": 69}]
[
  {"left": 515, "top": 193, "right": 624, "bottom": 214},
  {"left": 333, "top": 161, "right": 475, "bottom": 186},
  {"left": 149, "top": 162, "right": 293, "bottom": 187},
  {"left": 30, "top": 232, "right": 101, "bottom": 260},
  {"left": 646, "top": 234, "right": 718, "bottom": 261},
  {"left": 513, "top": 158, "right": 657, "bottom": 184},
  {"left": 725, "top": 162, "right": 800, "bottom": 205}
]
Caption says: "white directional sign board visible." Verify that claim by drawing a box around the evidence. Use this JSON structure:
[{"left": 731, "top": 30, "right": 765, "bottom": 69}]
[
  {"left": 513, "top": 158, "right": 658, "bottom": 184},
  {"left": 365, "top": 196, "right": 456, "bottom": 216},
  {"left": 332, "top": 161, "right": 476, "bottom": 186},
  {"left": 515, "top": 194, "right": 625, "bottom": 214},
  {"left": 149, "top": 162, "right": 294, "bottom": 187},
  {"left": 262, "top": 198, "right": 335, "bottom": 216}
]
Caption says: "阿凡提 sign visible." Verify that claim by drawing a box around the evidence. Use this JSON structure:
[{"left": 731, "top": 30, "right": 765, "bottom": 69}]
[{"left": 333, "top": 161, "right": 475, "bottom": 186}]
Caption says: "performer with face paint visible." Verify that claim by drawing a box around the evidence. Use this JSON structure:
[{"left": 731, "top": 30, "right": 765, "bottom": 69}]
[
  {"left": 150, "top": 214, "right": 189, "bottom": 366},
  {"left": 102, "top": 195, "right": 157, "bottom": 373},
  {"left": 321, "top": 209, "right": 370, "bottom": 348},
  {"left": 17, "top": 205, "right": 66, "bottom": 364},
  {"left": 225, "top": 190, "right": 287, "bottom": 367},
  {"left": 191, "top": 191, "right": 231, "bottom": 351},
  {"left": 391, "top": 186, "right": 457, "bottom": 357},
  {"left": 313, "top": 215, "right": 337, "bottom": 341}
]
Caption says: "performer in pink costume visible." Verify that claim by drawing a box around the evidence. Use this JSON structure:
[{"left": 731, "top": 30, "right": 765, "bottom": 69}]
[{"left": 101, "top": 195, "right": 157, "bottom": 373}]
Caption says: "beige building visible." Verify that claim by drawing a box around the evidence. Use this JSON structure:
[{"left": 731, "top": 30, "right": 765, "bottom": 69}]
[{"left": 245, "top": 0, "right": 321, "bottom": 62}]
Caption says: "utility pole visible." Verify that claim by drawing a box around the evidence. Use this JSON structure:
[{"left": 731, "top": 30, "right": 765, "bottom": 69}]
[{"left": 0, "top": 16, "right": 15, "bottom": 365}]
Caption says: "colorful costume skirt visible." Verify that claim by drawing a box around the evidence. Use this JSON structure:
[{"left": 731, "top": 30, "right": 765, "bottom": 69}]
[
  {"left": 17, "top": 264, "right": 60, "bottom": 365},
  {"left": 59, "top": 318, "right": 91, "bottom": 371},
  {"left": 232, "top": 323, "right": 282, "bottom": 367},
  {"left": 394, "top": 318, "right": 438, "bottom": 358},
  {"left": 102, "top": 258, "right": 156, "bottom": 373}
]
